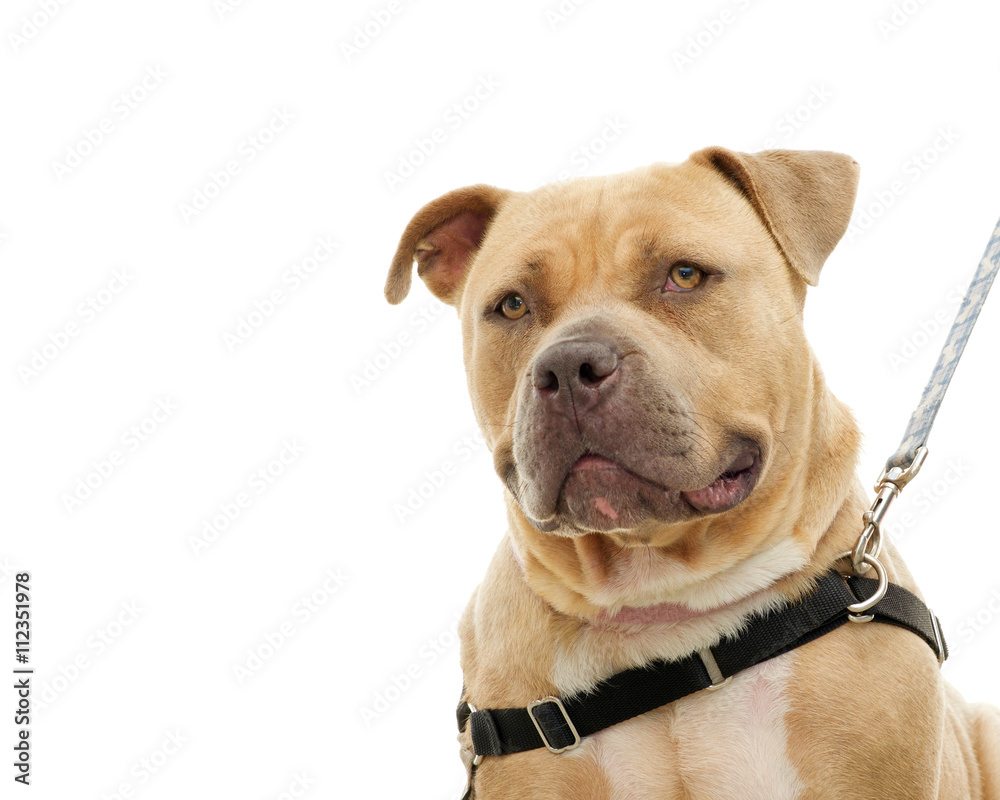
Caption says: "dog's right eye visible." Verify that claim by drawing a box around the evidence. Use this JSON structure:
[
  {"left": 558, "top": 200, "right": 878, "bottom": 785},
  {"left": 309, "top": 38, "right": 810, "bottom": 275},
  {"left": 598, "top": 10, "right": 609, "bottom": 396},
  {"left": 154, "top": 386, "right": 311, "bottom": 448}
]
[
  {"left": 497, "top": 293, "right": 528, "bottom": 320},
  {"left": 665, "top": 263, "right": 705, "bottom": 292}
]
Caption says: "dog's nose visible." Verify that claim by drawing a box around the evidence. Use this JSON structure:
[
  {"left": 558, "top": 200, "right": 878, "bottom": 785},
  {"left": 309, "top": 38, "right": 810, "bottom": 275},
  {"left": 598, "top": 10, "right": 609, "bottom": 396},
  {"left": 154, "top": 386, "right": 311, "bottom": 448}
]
[{"left": 531, "top": 339, "right": 620, "bottom": 412}]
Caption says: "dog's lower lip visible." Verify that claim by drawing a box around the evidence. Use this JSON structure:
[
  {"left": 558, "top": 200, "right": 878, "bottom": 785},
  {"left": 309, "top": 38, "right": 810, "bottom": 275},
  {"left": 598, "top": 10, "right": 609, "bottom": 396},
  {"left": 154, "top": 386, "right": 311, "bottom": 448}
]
[
  {"left": 572, "top": 454, "right": 620, "bottom": 471},
  {"left": 682, "top": 449, "right": 760, "bottom": 513},
  {"left": 550, "top": 449, "right": 759, "bottom": 527}
]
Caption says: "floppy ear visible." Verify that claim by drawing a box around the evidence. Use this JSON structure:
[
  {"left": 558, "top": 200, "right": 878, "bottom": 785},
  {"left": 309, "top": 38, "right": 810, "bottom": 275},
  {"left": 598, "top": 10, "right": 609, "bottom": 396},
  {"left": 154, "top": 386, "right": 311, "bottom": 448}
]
[
  {"left": 689, "top": 147, "right": 859, "bottom": 286},
  {"left": 385, "top": 184, "right": 511, "bottom": 305}
]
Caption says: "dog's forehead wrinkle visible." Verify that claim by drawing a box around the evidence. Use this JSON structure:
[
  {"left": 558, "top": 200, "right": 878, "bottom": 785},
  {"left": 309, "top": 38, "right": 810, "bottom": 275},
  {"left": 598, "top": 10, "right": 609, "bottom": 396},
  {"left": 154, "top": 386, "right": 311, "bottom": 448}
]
[{"left": 481, "top": 192, "right": 749, "bottom": 315}]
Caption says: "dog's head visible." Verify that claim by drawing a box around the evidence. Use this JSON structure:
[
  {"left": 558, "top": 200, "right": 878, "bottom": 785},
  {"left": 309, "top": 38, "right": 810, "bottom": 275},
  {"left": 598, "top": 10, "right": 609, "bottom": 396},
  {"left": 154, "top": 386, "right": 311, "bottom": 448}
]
[{"left": 386, "top": 147, "right": 861, "bottom": 612}]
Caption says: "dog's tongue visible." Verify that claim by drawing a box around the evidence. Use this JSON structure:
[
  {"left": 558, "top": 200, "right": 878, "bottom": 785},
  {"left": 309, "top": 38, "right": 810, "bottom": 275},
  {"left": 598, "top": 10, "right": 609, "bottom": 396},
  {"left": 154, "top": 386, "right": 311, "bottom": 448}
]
[{"left": 593, "top": 497, "right": 619, "bottom": 520}]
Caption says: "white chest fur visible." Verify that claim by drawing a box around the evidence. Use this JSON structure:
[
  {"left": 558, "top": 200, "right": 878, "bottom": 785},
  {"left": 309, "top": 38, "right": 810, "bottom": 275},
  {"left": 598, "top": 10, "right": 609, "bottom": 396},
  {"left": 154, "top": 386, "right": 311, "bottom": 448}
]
[{"left": 586, "top": 653, "right": 804, "bottom": 799}]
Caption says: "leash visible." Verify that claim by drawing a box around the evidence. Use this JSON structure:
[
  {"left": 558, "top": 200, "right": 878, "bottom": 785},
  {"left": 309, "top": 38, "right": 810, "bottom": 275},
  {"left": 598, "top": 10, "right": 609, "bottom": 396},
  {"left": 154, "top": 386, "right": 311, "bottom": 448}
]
[
  {"left": 847, "top": 214, "right": 1000, "bottom": 580},
  {"left": 886, "top": 216, "right": 1000, "bottom": 472},
  {"left": 456, "top": 215, "right": 1000, "bottom": 791}
]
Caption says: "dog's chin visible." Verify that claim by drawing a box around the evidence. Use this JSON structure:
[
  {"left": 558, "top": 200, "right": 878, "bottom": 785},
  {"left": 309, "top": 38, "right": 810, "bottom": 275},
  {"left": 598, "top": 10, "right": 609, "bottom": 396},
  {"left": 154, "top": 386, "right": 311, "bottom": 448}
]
[
  {"left": 531, "top": 450, "right": 761, "bottom": 535},
  {"left": 554, "top": 456, "right": 690, "bottom": 533}
]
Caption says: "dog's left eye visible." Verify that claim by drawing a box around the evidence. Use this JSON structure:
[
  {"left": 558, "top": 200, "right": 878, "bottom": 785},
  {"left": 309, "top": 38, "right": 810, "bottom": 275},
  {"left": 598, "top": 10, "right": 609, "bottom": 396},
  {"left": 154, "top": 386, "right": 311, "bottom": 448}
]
[
  {"left": 665, "top": 263, "right": 705, "bottom": 292},
  {"left": 497, "top": 293, "right": 528, "bottom": 320}
]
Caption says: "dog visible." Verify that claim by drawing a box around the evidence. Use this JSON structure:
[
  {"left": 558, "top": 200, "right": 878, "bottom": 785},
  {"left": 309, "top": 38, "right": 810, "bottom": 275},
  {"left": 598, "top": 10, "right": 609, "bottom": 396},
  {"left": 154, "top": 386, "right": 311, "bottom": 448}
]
[{"left": 384, "top": 147, "right": 1000, "bottom": 799}]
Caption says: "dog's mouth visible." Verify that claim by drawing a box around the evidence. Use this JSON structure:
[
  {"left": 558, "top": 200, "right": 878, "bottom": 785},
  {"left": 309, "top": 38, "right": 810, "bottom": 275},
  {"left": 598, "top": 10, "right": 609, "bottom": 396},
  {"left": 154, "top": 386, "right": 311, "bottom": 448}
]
[
  {"left": 546, "top": 444, "right": 761, "bottom": 532},
  {"left": 680, "top": 447, "right": 760, "bottom": 514}
]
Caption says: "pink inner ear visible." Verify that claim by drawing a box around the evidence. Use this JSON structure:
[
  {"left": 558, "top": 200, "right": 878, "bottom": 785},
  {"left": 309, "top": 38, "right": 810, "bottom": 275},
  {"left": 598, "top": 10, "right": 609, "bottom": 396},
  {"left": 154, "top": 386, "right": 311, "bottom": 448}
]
[{"left": 415, "top": 211, "right": 489, "bottom": 298}]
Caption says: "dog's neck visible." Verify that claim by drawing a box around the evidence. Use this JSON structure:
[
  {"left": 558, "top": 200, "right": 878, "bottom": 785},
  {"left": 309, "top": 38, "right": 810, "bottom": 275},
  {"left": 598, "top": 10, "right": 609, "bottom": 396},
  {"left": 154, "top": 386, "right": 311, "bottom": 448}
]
[
  {"left": 505, "top": 367, "right": 867, "bottom": 624},
  {"left": 509, "top": 535, "right": 770, "bottom": 625}
]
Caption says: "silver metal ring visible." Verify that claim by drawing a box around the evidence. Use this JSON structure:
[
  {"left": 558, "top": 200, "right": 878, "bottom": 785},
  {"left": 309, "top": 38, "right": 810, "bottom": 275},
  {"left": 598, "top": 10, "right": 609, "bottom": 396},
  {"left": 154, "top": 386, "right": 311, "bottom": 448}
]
[{"left": 846, "top": 552, "right": 888, "bottom": 622}]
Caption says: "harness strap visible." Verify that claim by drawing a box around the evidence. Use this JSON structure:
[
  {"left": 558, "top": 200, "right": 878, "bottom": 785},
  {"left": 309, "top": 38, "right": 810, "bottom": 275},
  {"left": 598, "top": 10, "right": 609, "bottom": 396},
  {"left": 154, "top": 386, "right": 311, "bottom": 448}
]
[
  {"left": 886, "top": 214, "right": 1000, "bottom": 471},
  {"left": 458, "top": 569, "right": 946, "bottom": 760}
]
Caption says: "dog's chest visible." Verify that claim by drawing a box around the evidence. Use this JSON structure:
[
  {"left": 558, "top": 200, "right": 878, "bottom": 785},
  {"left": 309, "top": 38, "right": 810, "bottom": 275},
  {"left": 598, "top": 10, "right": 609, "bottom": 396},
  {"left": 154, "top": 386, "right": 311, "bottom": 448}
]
[{"left": 585, "top": 653, "right": 804, "bottom": 799}]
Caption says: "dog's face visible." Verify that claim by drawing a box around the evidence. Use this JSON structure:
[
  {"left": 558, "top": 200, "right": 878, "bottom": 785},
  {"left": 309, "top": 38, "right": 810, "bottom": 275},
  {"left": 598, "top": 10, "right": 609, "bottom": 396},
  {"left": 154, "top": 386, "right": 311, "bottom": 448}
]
[{"left": 387, "top": 148, "right": 859, "bottom": 603}]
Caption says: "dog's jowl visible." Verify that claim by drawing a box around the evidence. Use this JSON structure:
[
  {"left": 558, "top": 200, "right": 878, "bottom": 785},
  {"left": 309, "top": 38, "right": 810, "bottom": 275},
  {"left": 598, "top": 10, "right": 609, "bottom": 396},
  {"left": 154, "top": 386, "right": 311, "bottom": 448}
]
[{"left": 385, "top": 148, "right": 1000, "bottom": 799}]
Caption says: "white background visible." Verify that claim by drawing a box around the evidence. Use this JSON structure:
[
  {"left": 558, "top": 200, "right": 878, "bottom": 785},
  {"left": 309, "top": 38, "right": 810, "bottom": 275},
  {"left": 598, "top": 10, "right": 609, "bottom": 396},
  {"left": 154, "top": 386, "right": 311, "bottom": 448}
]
[{"left": 3, "top": 0, "right": 999, "bottom": 797}]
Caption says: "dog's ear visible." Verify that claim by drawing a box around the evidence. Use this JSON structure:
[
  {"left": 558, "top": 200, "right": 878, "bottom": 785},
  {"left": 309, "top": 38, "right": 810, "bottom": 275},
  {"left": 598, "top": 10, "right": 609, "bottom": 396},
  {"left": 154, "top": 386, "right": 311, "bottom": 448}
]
[
  {"left": 689, "top": 147, "right": 859, "bottom": 286},
  {"left": 385, "top": 184, "right": 511, "bottom": 305}
]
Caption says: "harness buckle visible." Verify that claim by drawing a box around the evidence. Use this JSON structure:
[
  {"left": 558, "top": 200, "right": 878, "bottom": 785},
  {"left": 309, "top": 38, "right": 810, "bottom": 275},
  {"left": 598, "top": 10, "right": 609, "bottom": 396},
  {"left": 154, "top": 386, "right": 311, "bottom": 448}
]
[
  {"left": 465, "top": 703, "right": 484, "bottom": 765},
  {"left": 929, "top": 611, "right": 947, "bottom": 667},
  {"left": 526, "top": 696, "right": 581, "bottom": 754},
  {"left": 698, "top": 647, "right": 732, "bottom": 691}
]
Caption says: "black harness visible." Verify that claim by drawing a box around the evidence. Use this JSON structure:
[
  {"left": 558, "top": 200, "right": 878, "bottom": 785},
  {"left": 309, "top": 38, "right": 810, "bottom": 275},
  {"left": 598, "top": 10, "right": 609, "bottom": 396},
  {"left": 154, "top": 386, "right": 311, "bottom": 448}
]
[{"left": 456, "top": 569, "right": 947, "bottom": 795}]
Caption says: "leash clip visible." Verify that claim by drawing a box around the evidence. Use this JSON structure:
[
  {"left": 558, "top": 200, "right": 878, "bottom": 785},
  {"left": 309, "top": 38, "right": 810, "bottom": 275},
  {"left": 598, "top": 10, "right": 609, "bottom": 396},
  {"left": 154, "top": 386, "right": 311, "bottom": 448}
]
[
  {"left": 875, "top": 445, "right": 929, "bottom": 494},
  {"left": 851, "top": 446, "right": 928, "bottom": 577}
]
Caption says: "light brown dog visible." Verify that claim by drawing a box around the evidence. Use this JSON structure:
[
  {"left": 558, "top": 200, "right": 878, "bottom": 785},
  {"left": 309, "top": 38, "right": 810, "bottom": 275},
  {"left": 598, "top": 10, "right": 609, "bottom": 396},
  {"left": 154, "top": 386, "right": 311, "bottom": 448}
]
[{"left": 385, "top": 147, "right": 1000, "bottom": 799}]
